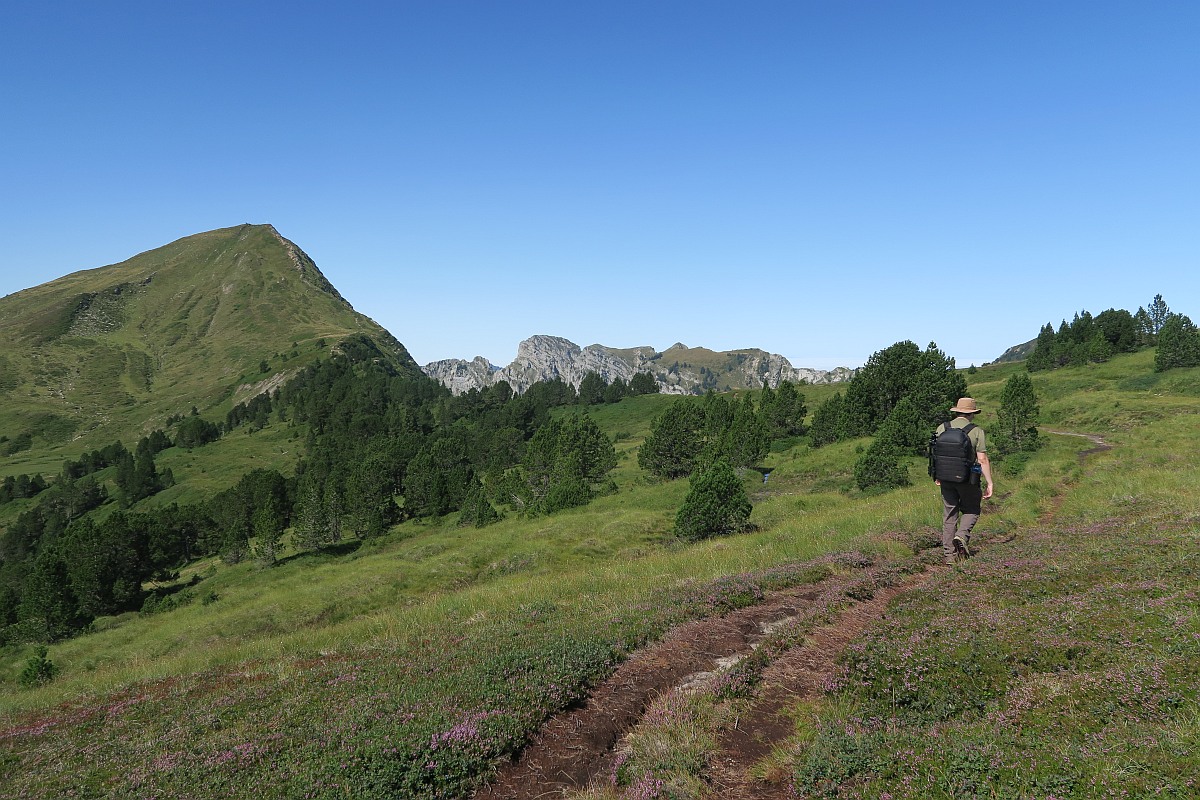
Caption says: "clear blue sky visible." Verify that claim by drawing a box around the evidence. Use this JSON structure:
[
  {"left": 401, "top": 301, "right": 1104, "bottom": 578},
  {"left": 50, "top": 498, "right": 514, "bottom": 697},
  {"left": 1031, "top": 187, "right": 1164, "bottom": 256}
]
[{"left": 2, "top": 1, "right": 1197, "bottom": 370}]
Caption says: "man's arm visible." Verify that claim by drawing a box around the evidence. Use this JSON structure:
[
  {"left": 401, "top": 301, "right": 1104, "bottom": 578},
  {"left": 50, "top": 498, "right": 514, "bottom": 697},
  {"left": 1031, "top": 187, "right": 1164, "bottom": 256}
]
[{"left": 978, "top": 451, "right": 994, "bottom": 499}]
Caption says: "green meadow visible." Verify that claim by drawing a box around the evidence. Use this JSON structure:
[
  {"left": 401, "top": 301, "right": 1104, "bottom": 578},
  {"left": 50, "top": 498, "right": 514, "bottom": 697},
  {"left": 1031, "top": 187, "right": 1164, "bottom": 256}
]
[
  {"left": 2, "top": 351, "right": 1199, "bottom": 798},
  {"left": 572, "top": 351, "right": 1200, "bottom": 799}
]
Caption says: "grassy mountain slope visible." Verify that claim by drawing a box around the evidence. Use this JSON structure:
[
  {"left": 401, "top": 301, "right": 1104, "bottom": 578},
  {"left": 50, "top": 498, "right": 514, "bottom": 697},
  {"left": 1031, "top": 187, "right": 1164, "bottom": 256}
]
[
  {"left": 2, "top": 351, "right": 1195, "bottom": 798},
  {"left": 0, "top": 224, "right": 415, "bottom": 463}
]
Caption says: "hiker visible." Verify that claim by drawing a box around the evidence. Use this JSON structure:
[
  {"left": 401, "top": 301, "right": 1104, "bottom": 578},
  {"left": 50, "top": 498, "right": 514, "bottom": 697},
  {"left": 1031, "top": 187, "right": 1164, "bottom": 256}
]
[{"left": 930, "top": 397, "right": 993, "bottom": 565}]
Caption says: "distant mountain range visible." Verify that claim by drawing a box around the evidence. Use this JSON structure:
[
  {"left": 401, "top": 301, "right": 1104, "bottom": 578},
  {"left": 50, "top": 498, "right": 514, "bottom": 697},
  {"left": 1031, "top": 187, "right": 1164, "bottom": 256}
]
[
  {"left": 423, "top": 336, "right": 854, "bottom": 395},
  {"left": 0, "top": 224, "right": 854, "bottom": 454}
]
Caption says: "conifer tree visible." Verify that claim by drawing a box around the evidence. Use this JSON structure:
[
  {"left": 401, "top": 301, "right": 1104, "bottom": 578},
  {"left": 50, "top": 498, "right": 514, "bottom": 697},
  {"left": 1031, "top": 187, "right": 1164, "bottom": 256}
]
[
  {"left": 853, "top": 439, "right": 910, "bottom": 493},
  {"left": 1095, "top": 308, "right": 1138, "bottom": 353},
  {"left": 872, "top": 396, "right": 928, "bottom": 456},
  {"left": 1148, "top": 294, "right": 1170, "bottom": 336},
  {"left": 674, "top": 459, "right": 752, "bottom": 541},
  {"left": 603, "top": 377, "right": 629, "bottom": 404},
  {"left": 520, "top": 414, "right": 616, "bottom": 514},
  {"left": 458, "top": 479, "right": 500, "bottom": 528},
  {"left": 629, "top": 371, "right": 659, "bottom": 396},
  {"left": 578, "top": 372, "right": 607, "bottom": 405},
  {"left": 809, "top": 392, "right": 850, "bottom": 447},
  {"left": 17, "top": 546, "right": 80, "bottom": 641},
  {"left": 994, "top": 372, "right": 1041, "bottom": 455},
  {"left": 1134, "top": 307, "right": 1154, "bottom": 346},
  {"left": 638, "top": 400, "right": 706, "bottom": 479},
  {"left": 19, "top": 645, "right": 58, "bottom": 687},
  {"left": 723, "top": 393, "right": 771, "bottom": 468},
  {"left": 1026, "top": 323, "right": 1059, "bottom": 372},
  {"left": 1154, "top": 313, "right": 1200, "bottom": 372},
  {"left": 771, "top": 380, "right": 808, "bottom": 436},
  {"left": 838, "top": 341, "right": 965, "bottom": 439},
  {"left": 295, "top": 480, "right": 330, "bottom": 552}
]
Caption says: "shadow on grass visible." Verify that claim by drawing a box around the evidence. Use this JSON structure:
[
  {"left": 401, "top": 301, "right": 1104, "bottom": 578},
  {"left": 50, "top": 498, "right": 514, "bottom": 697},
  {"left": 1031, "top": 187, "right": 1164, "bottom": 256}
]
[{"left": 275, "top": 539, "right": 363, "bottom": 567}]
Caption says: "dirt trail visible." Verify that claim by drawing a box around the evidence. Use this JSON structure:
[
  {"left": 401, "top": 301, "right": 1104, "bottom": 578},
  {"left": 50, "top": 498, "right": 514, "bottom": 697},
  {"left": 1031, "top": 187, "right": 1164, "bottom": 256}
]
[
  {"left": 476, "top": 433, "right": 1112, "bottom": 799},
  {"left": 1042, "top": 429, "right": 1112, "bottom": 458},
  {"left": 704, "top": 570, "right": 933, "bottom": 799},
  {"left": 474, "top": 583, "right": 826, "bottom": 799},
  {"left": 474, "top": 565, "right": 930, "bottom": 800}
]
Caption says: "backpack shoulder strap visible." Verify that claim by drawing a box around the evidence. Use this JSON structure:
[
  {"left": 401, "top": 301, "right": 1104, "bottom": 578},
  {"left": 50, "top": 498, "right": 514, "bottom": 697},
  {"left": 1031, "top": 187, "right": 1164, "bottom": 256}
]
[{"left": 962, "top": 423, "right": 976, "bottom": 434}]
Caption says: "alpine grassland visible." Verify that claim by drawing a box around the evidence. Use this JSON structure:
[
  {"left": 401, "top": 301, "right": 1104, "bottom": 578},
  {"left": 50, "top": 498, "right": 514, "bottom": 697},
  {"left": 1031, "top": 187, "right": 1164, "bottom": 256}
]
[
  {"left": 569, "top": 351, "right": 1200, "bottom": 800},
  {"left": 2, "top": 346, "right": 1197, "bottom": 798}
]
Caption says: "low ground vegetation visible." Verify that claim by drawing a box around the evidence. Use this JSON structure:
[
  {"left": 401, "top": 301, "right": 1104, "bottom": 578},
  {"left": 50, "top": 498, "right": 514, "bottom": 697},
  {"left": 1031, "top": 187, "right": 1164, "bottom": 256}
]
[{"left": 1, "top": 347, "right": 1198, "bottom": 798}]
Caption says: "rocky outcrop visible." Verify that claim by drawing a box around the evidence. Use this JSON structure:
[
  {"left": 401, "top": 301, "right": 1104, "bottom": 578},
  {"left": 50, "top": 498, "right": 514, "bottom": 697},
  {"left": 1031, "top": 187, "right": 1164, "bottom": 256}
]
[
  {"left": 423, "top": 355, "right": 503, "bottom": 395},
  {"left": 423, "top": 335, "right": 854, "bottom": 395},
  {"left": 991, "top": 337, "right": 1037, "bottom": 364}
]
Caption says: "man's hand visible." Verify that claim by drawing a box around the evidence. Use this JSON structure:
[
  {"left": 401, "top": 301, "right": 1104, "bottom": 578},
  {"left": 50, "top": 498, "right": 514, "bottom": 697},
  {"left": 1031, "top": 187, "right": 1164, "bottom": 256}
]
[{"left": 983, "top": 483, "right": 993, "bottom": 500}]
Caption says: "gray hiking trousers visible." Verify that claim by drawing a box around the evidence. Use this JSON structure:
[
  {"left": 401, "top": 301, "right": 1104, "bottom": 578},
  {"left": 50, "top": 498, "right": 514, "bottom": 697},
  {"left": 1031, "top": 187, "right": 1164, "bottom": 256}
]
[{"left": 940, "top": 481, "right": 982, "bottom": 560}]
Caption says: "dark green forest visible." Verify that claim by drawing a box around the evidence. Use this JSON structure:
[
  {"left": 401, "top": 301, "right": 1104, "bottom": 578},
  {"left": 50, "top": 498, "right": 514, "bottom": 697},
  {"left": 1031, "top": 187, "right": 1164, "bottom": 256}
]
[{"left": 0, "top": 334, "right": 698, "bottom": 646}]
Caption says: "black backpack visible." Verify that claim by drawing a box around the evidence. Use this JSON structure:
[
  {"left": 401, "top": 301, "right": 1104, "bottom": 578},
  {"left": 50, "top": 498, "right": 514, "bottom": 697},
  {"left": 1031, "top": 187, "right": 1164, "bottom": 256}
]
[{"left": 928, "top": 421, "right": 976, "bottom": 483}]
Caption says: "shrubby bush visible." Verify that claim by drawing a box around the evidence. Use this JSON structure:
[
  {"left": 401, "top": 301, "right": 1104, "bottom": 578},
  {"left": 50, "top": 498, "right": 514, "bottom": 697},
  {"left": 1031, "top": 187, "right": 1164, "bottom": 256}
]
[
  {"left": 675, "top": 460, "right": 752, "bottom": 541},
  {"left": 853, "top": 440, "right": 910, "bottom": 494}
]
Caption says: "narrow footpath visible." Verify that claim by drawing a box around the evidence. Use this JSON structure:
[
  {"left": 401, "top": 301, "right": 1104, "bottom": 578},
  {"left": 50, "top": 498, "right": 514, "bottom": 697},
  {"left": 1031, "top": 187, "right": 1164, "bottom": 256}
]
[{"left": 474, "top": 430, "right": 1113, "bottom": 799}]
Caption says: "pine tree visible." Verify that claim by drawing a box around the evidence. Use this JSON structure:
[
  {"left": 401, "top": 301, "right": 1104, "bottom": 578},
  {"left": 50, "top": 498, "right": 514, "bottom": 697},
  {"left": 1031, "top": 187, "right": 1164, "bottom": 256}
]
[
  {"left": 17, "top": 546, "right": 81, "bottom": 640},
  {"left": 674, "top": 459, "right": 752, "bottom": 541},
  {"left": 629, "top": 371, "right": 659, "bottom": 396},
  {"left": 521, "top": 414, "right": 616, "bottom": 513},
  {"left": 295, "top": 480, "right": 330, "bottom": 551},
  {"left": 1026, "top": 323, "right": 1058, "bottom": 372},
  {"left": 603, "top": 377, "right": 628, "bottom": 404},
  {"left": 993, "top": 372, "right": 1041, "bottom": 456},
  {"left": 763, "top": 380, "right": 807, "bottom": 437},
  {"left": 1154, "top": 313, "right": 1200, "bottom": 372},
  {"left": 638, "top": 400, "right": 706, "bottom": 479},
  {"left": 252, "top": 503, "right": 283, "bottom": 566},
  {"left": 1148, "top": 294, "right": 1170, "bottom": 336},
  {"left": 809, "top": 392, "right": 850, "bottom": 447},
  {"left": 872, "top": 396, "right": 928, "bottom": 456},
  {"left": 853, "top": 439, "right": 911, "bottom": 493},
  {"left": 458, "top": 479, "right": 500, "bottom": 528},
  {"left": 836, "top": 341, "right": 965, "bottom": 440},
  {"left": 1095, "top": 308, "right": 1138, "bottom": 353},
  {"left": 1134, "top": 307, "right": 1154, "bottom": 346},
  {"left": 578, "top": 372, "right": 607, "bottom": 405},
  {"left": 19, "top": 645, "right": 58, "bottom": 687},
  {"left": 723, "top": 393, "right": 770, "bottom": 468}
]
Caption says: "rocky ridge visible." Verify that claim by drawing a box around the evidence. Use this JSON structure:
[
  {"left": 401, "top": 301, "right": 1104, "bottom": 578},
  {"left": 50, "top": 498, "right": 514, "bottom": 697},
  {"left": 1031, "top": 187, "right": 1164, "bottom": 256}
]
[{"left": 423, "top": 335, "right": 854, "bottom": 395}]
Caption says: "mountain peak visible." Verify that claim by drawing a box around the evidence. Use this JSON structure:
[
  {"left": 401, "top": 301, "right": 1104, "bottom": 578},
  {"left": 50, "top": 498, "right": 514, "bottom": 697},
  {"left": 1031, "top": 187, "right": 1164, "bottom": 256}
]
[{"left": 0, "top": 225, "right": 416, "bottom": 450}]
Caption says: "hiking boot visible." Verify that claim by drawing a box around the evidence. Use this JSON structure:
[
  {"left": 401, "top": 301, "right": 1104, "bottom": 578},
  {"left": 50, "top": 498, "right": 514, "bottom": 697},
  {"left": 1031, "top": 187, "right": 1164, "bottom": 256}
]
[
  {"left": 944, "top": 553, "right": 958, "bottom": 566},
  {"left": 952, "top": 535, "right": 971, "bottom": 559}
]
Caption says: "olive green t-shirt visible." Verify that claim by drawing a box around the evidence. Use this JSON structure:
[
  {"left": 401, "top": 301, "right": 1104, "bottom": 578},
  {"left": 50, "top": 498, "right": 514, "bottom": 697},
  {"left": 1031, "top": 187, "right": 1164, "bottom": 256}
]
[{"left": 938, "top": 416, "right": 986, "bottom": 456}]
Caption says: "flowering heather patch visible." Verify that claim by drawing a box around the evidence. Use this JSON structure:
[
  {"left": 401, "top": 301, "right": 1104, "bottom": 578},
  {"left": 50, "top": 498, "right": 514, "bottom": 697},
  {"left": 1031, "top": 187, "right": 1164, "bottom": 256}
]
[
  {"left": 610, "top": 692, "right": 716, "bottom": 800},
  {"left": 600, "top": 558, "right": 919, "bottom": 798},
  {"left": 0, "top": 552, "right": 864, "bottom": 799},
  {"left": 789, "top": 514, "right": 1200, "bottom": 798}
]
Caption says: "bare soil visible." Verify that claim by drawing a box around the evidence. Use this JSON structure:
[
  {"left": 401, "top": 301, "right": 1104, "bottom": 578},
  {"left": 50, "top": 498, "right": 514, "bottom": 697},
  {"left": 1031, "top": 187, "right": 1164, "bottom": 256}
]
[
  {"left": 473, "top": 566, "right": 929, "bottom": 800},
  {"left": 704, "top": 571, "right": 933, "bottom": 799}
]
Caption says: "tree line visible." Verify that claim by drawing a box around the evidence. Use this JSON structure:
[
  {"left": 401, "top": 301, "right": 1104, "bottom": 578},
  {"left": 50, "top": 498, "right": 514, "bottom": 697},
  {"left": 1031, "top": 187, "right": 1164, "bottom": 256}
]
[
  {"left": 0, "top": 335, "right": 653, "bottom": 644},
  {"left": 1025, "top": 294, "right": 1200, "bottom": 373}
]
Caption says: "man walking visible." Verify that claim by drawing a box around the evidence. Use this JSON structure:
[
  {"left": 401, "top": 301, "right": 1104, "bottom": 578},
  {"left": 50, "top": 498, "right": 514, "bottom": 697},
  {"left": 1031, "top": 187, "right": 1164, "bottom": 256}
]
[{"left": 931, "top": 397, "right": 994, "bottom": 565}]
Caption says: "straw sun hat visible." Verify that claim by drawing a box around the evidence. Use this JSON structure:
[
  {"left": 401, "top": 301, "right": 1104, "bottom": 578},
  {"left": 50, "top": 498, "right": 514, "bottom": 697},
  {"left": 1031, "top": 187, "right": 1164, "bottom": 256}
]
[{"left": 950, "top": 397, "right": 981, "bottom": 414}]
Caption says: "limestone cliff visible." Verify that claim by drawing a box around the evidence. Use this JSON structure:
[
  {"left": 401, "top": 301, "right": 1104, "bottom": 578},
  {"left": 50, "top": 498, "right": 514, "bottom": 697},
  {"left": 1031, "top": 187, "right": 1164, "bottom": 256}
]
[{"left": 423, "top": 336, "right": 853, "bottom": 395}]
